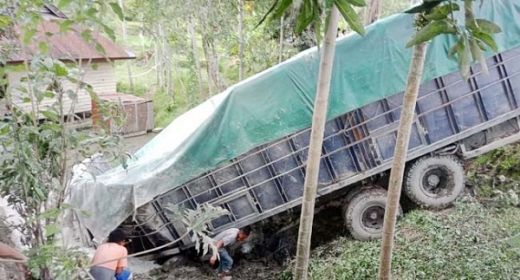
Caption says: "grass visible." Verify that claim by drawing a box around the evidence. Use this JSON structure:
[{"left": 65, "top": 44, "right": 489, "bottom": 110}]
[{"left": 279, "top": 201, "right": 520, "bottom": 280}]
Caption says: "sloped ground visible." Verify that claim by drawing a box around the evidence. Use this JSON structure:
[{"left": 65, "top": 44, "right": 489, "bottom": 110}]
[
  {"left": 287, "top": 200, "right": 520, "bottom": 280},
  {"left": 130, "top": 140, "right": 520, "bottom": 280}
]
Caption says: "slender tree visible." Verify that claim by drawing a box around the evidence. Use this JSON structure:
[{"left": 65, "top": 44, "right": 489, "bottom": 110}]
[
  {"left": 238, "top": 0, "right": 245, "bottom": 81},
  {"left": 261, "top": 1, "right": 366, "bottom": 278},
  {"left": 364, "top": 0, "right": 381, "bottom": 24},
  {"left": 187, "top": 15, "right": 205, "bottom": 98},
  {"left": 378, "top": 1, "right": 502, "bottom": 279},
  {"left": 279, "top": 16, "right": 284, "bottom": 63},
  {"left": 118, "top": 0, "right": 135, "bottom": 94}
]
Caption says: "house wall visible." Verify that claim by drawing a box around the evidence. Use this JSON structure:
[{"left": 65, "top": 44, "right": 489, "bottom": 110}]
[{"left": 7, "top": 62, "right": 117, "bottom": 116}]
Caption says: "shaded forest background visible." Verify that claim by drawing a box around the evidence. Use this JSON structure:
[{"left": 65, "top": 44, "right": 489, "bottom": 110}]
[{"left": 111, "top": 0, "right": 414, "bottom": 128}]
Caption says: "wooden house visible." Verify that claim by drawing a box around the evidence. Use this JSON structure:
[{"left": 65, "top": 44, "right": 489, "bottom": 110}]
[{"left": 2, "top": 4, "right": 137, "bottom": 120}]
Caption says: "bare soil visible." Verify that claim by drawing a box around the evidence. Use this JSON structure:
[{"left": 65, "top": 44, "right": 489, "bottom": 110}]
[{"left": 133, "top": 207, "right": 347, "bottom": 280}]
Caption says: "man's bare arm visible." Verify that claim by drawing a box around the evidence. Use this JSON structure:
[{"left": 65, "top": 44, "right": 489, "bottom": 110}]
[
  {"left": 215, "top": 240, "right": 224, "bottom": 249},
  {"left": 0, "top": 242, "right": 26, "bottom": 261}
]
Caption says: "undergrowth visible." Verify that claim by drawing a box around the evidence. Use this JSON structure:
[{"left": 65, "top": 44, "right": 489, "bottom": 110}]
[
  {"left": 280, "top": 201, "right": 520, "bottom": 279},
  {"left": 467, "top": 143, "right": 520, "bottom": 206}
]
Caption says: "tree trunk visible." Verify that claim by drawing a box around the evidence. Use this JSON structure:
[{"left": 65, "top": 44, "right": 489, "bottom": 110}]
[
  {"left": 293, "top": 6, "right": 340, "bottom": 280},
  {"left": 155, "top": 23, "right": 164, "bottom": 88},
  {"left": 364, "top": 0, "right": 382, "bottom": 25},
  {"left": 378, "top": 42, "right": 427, "bottom": 280},
  {"left": 279, "top": 16, "right": 284, "bottom": 64},
  {"left": 164, "top": 44, "right": 174, "bottom": 104},
  {"left": 202, "top": 36, "right": 225, "bottom": 95},
  {"left": 238, "top": 0, "right": 244, "bottom": 81},
  {"left": 188, "top": 15, "right": 204, "bottom": 98},
  {"left": 118, "top": 0, "right": 134, "bottom": 94}
]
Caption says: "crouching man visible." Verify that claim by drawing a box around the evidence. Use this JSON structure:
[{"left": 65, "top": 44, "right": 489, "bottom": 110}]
[
  {"left": 90, "top": 229, "right": 132, "bottom": 280},
  {"left": 209, "top": 226, "right": 251, "bottom": 279}
]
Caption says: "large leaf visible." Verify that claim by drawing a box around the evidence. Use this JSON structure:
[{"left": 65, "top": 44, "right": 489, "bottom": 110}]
[
  {"left": 45, "top": 224, "right": 60, "bottom": 237},
  {"left": 335, "top": 0, "right": 365, "bottom": 35},
  {"left": 425, "top": 3, "right": 459, "bottom": 21},
  {"left": 473, "top": 31, "right": 498, "bottom": 52},
  {"left": 0, "top": 15, "right": 11, "bottom": 29},
  {"left": 473, "top": 19, "right": 502, "bottom": 34},
  {"left": 256, "top": 0, "right": 291, "bottom": 28},
  {"left": 109, "top": 2, "right": 124, "bottom": 21},
  {"left": 469, "top": 38, "right": 489, "bottom": 75},
  {"left": 406, "top": 19, "right": 456, "bottom": 48},
  {"left": 295, "top": 0, "right": 316, "bottom": 34}
]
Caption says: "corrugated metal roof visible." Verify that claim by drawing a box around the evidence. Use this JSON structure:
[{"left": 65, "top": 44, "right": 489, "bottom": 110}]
[{"left": 5, "top": 18, "right": 135, "bottom": 63}]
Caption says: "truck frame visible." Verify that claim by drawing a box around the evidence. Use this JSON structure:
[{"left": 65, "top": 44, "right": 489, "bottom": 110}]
[{"left": 124, "top": 47, "right": 520, "bottom": 255}]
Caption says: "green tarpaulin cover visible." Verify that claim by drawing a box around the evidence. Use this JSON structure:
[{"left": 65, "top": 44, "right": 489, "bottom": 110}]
[{"left": 68, "top": 0, "right": 520, "bottom": 240}]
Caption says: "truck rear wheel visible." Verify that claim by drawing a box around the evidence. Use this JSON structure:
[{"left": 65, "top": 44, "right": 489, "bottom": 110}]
[
  {"left": 404, "top": 155, "right": 464, "bottom": 209},
  {"left": 344, "top": 188, "right": 402, "bottom": 241}
]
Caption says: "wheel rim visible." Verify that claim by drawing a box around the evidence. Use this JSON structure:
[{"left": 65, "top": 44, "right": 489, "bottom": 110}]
[
  {"left": 421, "top": 164, "right": 454, "bottom": 197},
  {"left": 361, "top": 205, "right": 385, "bottom": 230}
]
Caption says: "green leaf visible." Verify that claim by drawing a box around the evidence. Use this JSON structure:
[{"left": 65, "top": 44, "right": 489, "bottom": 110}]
[
  {"left": 22, "top": 28, "right": 37, "bottom": 45},
  {"left": 473, "top": 31, "right": 498, "bottom": 52},
  {"left": 345, "top": 0, "right": 366, "bottom": 8},
  {"left": 0, "top": 123, "right": 9, "bottom": 136},
  {"left": 109, "top": 2, "right": 124, "bottom": 21},
  {"left": 58, "top": 0, "right": 72, "bottom": 8},
  {"left": 34, "top": 187, "right": 46, "bottom": 200},
  {"left": 335, "top": 0, "right": 365, "bottom": 35},
  {"left": 271, "top": 0, "right": 292, "bottom": 21},
  {"left": 406, "top": 20, "right": 456, "bottom": 48},
  {"left": 473, "top": 19, "right": 502, "bottom": 34},
  {"left": 95, "top": 42, "right": 107, "bottom": 55},
  {"left": 41, "top": 110, "right": 60, "bottom": 122},
  {"left": 469, "top": 38, "right": 489, "bottom": 75},
  {"left": 44, "top": 224, "right": 60, "bottom": 237},
  {"left": 295, "top": 0, "right": 315, "bottom": 34},
  {"left": 0, "top": 15, "right": 11, "bottom": 29},
  {"left": 102, "top": 23, "right": 116, "bottom": 41},
  {"left": 81, "top": 30, "right": 94, "bottom": 43},
  {"left": 86, "top": 7, "right": 98, "bottom": 17},
  {"left": 448, "top": 38, "right": 464, "bottom": 58},
  {"left": 59, "top": 19, "right": 74, "bottom": 33},
  {"left": 43, "top": 91, "right": 55, "bottom": 99},
  {"left": 256, "top": 0, "right": 281, "bottom": 28},
  {"left": 38, "top": 42, "right": 49, "bottom": 54},
  {"left": 53, "top": 64, "right": 68, "bottom": 76},
  {"left": 425, "top": 3, "right": 459, "bottom": 21}
]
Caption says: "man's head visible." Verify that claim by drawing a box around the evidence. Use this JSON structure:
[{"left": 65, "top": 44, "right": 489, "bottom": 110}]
[
  {"left": 237, "top": 226, "right": 252, "bottom": 241},
  {"left": 108, "top": 229, "right": 127, "bottom": 245}
]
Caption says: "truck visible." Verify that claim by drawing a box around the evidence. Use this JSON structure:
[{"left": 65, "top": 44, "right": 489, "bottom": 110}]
[{"left": 68, "top": 0, "right": 520, "bottom": 256}]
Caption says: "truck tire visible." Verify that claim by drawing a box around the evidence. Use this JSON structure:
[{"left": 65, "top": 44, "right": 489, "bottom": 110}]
[
  {"left": 344, "top": 188, "right": 402, "bottom": 241},
  {"left": 404, "top": 155, "right": 464, "bottom": 209}
]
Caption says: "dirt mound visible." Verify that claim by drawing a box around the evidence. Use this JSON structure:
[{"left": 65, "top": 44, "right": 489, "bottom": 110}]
[
  {"left": 135, "top": 259, "right": 282, "bottom": 280},
  {"left": 134, "top": 206, "right": 346, "bottom": 280}
]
